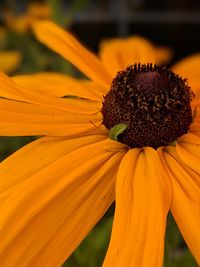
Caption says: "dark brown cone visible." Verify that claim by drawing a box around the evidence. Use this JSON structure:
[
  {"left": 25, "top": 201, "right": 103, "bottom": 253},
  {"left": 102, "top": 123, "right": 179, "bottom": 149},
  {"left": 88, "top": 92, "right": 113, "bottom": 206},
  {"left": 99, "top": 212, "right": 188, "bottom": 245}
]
[{"left": 102, "top": 64, "right": 194, "bottom": 149}]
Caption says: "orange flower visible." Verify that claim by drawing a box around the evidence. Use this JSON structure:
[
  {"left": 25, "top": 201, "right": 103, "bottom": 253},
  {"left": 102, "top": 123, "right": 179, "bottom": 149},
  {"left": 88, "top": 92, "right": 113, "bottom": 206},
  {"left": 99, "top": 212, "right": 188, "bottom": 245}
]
[
  {"left": 4, "top": 3, "right": 52, "bottom": 34},
  {"left": 0, "top": 51, "right": 22, "bottom": 73},
  {"left": 0, "top": 20, "right": 199, "bottom": 267}
]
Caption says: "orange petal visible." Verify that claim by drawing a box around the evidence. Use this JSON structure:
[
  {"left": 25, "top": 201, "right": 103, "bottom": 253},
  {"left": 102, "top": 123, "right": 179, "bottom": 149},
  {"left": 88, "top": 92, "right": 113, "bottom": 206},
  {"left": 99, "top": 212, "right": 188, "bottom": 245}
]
[
  {"left": 0, "top": 98, "right": 102, "bottom": 136},
  {"left": 99, "top": 36, "right": 172, "bottom": 77},
  {"left": 32, "top": 20, "right": 112, "bottom": 89},
  {"left": 13, "top": 73, "right": 104, "bottom": 101},
  {"left": 176, "top": 133, "right": 200, "bottom": 174},
  {"left": 155, "top": 46, "right": 173, "bottom": 65},
  {"left": 189, "top": 122, "right": 200, "bottom": 137},
  {"left": 0, "top": 134, "right": 107, "bottom": 204},
  {"left": 192, "top": 105, "right": 200, "bottom": 123},
  {"left": 27, "top": 2, "right": 51, "bottom": 19},
  {"left": 172, "top": 54, "right": 200, "bottom": 103},
  {"left": 177, "top": 133, "right": 200, "bottom": 144},
  {"left": 0, "top": 139, "right": 126, "bottom": 267},
  {"left": 159, "top": 146, "right": 200, "bottom": 265},
  {"left": 103, "top": 147, "right": 171, "bottom": 267},
  {"left": 0, "top": 72, "right": 101, "bottom": 115},
  {"left": 0, "top": 51, "right": 22, "bottom": 73}
]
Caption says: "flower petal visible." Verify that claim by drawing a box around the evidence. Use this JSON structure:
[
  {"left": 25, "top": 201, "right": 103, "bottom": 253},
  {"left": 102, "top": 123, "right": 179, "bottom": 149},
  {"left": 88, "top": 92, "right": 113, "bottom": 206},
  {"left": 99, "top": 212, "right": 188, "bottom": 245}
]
[
  {"left": 0, "top": 72, "right": 101, "bottom": 115},
  {"left": 194, "top": 107, "right": 200, "bottom": 123},
  {"left": 0, "top": 51, "right": 22, "bottom": 73},
  {"left": 13, "top": 73, "right": 104, "bottom": 101},
  {"left": 103, "top": 147, "right": 171, "bottom": 267},
  {"left": 0, "top": 134, "right": 107, "bottom": 204},
  {"left": 99, "top": 36, "right": 172, "bottom": 77},
  {"left": 176, "top": 133, "right": 200, "bottom": 174},
  {"left": 172, "top": 54, "right": 200, "bottom": 104},
  {"left": 32, "top": 20, "right": 112, "bottom": 89},
  {"left": 0, "top": 98, "right": 102, "bottom": 136},
  {"left": 0, "top": 139, "right": 126, "bottom": 267},
  {"left": 159, "top": 146, "right": 200, "bottom": 265},
  {"left": 190, "top": 122, "right": 200, "bottom": 137}
]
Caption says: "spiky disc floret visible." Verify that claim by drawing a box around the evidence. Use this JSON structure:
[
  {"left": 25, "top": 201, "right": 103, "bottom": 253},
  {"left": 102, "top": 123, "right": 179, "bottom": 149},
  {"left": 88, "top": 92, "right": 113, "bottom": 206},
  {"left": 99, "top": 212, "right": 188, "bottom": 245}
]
[{"left": 102, "top": 64, "right": 194, "bottom": 149}]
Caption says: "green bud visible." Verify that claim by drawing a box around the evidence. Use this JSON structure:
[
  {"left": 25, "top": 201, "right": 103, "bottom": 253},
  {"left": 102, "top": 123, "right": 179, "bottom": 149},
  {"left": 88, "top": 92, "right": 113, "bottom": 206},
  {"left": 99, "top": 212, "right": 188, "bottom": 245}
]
[{"left": 109, "top": 124, "right": 127, "bottom": 141}]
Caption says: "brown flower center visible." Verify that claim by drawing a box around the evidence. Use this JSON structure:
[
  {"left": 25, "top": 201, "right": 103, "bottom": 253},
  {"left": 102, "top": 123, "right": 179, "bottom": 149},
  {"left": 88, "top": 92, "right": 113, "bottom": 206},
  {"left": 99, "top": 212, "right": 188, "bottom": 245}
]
[{"left": 101, "top": 64, "right": 194, "bottom": 149}]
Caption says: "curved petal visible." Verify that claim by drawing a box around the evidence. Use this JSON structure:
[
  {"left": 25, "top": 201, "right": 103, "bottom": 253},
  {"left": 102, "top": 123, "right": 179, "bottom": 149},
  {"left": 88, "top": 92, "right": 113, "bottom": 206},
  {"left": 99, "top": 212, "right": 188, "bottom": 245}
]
[
  {"left": 172, "top": 54, "right": 200, "bottom": 104},
  {"left": 99, "top": 36, "right": 172, "bottom": 77},
  {"left": 0, "top": 51, "right": 22, "bottom": 73},
  {"left": 12, "top": 73, "right": 104, "bottom": 101},
  {"left": 103, "top": 147, "right": 172, "bottom": 267},
  {"left": 190, "top": 122, "right": 200, "bottom": 137},
  {"left": 32, "top": 20, "right": 112, "bottom": 89},
  {"left": 176, "top": 133, "right": 200, "bottom": 174},
  {"left": 0, "top": 98, "right": 102, "bottom": 136},
  {"left": 194, "top": 106, "right": 200, "bottom": 122},
  {"left": 0, "top": 72, "right": 101, "bottom": 115},
  {"left": 0, "top": 139, "right": 126, "bottom": 267},
  {"left": 155, "top": 46, "right": 173, "bottom": 65},
  {"left": 0, "top": 134, "right": 107, "bottom": 204},
  {"left": 27, "top": 2, "right": 51, "bottom": 19},
  {"left": 159, "top": 146, "right": 200, "bottom": 265}
]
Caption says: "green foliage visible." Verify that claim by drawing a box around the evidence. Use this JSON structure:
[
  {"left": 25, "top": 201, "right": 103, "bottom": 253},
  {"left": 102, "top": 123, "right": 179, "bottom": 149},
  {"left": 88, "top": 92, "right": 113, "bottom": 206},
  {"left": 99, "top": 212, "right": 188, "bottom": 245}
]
[
  {"left": 63, "top": 216, "right": 113, "bottom": 267},
  {"left": 164, "top": 214, "right": 198, "bottom": 267},
  {"left": 0, "top": 136, "right": 36, "bottom": 161},
  {"left": 47, "top": 0, "right": 90, "bottom": 26}
]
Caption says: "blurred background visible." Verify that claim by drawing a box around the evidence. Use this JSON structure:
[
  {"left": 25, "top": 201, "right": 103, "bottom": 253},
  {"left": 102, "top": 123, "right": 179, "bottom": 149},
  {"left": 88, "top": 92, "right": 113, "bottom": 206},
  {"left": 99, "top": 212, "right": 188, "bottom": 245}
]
[{"left": 0, "top": 0, "right": 200, "bottom": 266}]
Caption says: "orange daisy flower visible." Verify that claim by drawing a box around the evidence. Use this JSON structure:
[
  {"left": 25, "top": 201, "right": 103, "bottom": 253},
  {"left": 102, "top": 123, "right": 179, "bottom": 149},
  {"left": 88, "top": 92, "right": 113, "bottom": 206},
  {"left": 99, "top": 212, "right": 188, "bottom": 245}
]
[
  {"left": 0, "top": 20, "right": 200, "bottom": 267},
  {"left": 4, "top": 2, "right": 52, "bottom": 34}
]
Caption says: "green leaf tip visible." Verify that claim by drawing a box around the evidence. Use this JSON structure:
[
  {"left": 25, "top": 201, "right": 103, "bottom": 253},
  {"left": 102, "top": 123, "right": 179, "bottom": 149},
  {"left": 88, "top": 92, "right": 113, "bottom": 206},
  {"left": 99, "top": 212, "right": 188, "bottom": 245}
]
[{"left": 109, "top": 123, "right": 127, "bottom": 141}]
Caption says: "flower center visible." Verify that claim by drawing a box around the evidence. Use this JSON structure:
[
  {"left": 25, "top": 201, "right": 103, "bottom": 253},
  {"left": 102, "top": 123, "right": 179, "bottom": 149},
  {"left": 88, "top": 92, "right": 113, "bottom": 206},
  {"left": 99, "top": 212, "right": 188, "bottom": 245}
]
[{"left": 102, "top": 64, "right": 194, "bottom": 149}]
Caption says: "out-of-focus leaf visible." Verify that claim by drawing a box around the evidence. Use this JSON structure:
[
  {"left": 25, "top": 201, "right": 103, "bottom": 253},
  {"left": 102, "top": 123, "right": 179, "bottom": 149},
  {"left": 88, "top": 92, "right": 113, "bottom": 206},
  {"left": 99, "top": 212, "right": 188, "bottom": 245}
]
[
  {"left": 0, "top": 136, "right": 36, "bottom": 161},
  {"left": 47, "top": 0, "right": 65, "bottom": 26},
  {"left": 164, "top": 213, "right": 198, "bottom": 267}
]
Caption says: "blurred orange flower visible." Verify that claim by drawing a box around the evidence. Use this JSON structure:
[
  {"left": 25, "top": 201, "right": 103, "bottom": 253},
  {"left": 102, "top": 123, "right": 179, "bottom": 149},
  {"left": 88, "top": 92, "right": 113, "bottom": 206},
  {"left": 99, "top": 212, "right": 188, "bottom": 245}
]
[
  {"left": 4, "top": 3, "right": 52, "bottom": 34},
  {"left": 0, "top": 51, "right": 22, "bottom": 73}
]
